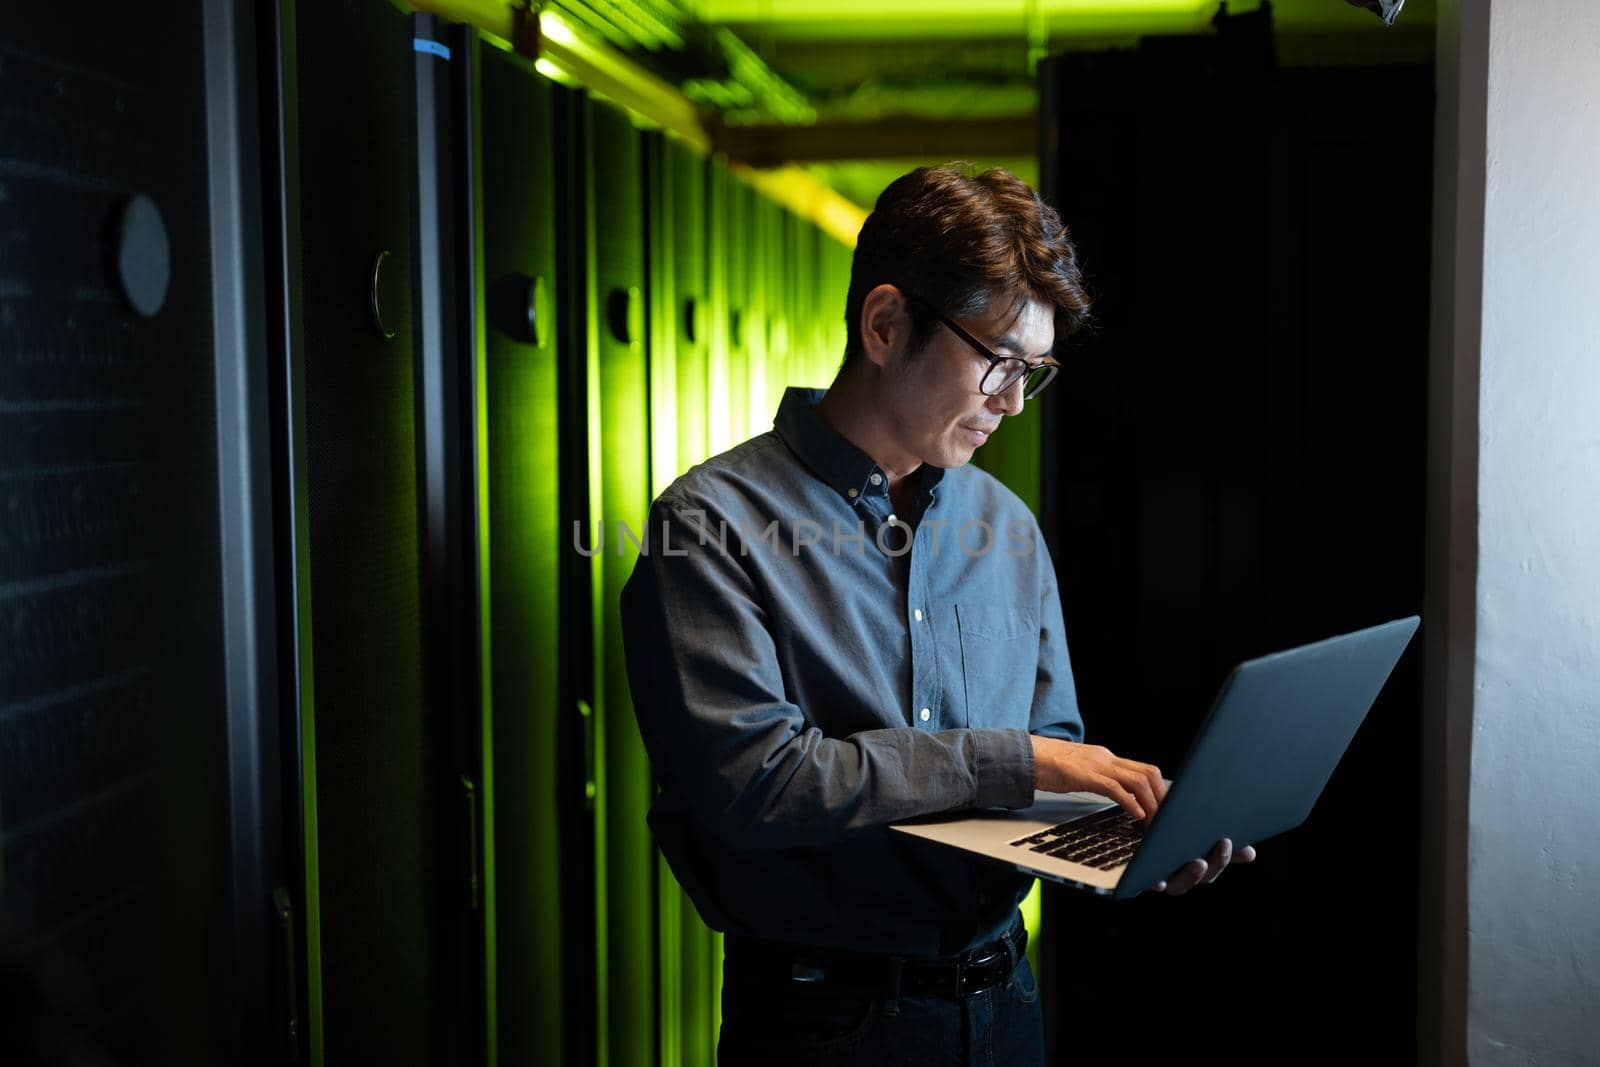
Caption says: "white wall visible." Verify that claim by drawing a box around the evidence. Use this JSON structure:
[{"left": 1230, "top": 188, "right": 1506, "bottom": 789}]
[{"left": 1448, "top": 0, "right": 1600, "bottom": 1062}]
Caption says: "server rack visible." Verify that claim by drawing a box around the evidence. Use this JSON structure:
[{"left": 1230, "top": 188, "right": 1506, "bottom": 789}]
[
  {"left": 584, "top": 95, "right": 657, "bottom": 1067},
  {"left": 554, "top": 79, "right": 603, "bottom": 1067},
  {"left": 265, "top": 1, "right": 476, "bottom": 1060},
  {"left": 642, "top": 130, "right": 720, "bottom": 1067},
  {"left": 3, "top": 7, "right": 860, "bottom": 1062},
  {"left": 412, "top": 15, "right": 497, "bottom": 1066},
  {"left": 1035, "top": 33, "right": 1431, "bottom": 1063},
  {"left": 0, "top": 1, "right": 280, "bottom": 1062},
  {"left": 477, "top": 34, "right": 571, "bottom": 1067}
]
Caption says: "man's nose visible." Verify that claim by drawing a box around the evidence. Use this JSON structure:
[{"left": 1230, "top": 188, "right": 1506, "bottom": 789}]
[{"left": 987, "top": 376, "right": 1026, "bottom": 416}]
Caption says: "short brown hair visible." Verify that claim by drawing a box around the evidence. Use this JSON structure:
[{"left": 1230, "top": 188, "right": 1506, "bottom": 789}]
[{"left": 841, "top": 164, "right": 1090, "bottom": 367}]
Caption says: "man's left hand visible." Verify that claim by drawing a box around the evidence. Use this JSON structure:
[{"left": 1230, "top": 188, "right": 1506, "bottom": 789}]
[{"left": 1143, "top": 838, "right": 1257, "bottom": 895}]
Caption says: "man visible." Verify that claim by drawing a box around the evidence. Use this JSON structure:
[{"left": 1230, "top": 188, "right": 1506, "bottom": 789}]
[{"left": 620, "top": 166, "right": 1255, "bottom": 1065}]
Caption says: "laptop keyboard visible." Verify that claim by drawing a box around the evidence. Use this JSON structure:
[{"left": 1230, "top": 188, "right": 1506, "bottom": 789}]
[{"left": 1008, "top": 807, "right": 1146, "bottom": 871}]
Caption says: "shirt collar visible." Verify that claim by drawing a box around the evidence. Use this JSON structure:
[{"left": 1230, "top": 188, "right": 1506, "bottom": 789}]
[{"left": 773, "top": 386, "right": 947, "bottom": 503}]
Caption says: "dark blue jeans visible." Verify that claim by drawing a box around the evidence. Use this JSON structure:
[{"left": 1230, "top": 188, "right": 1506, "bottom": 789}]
[{"left": 717, "top": 954, "right": 1045, "bottom": 1066}]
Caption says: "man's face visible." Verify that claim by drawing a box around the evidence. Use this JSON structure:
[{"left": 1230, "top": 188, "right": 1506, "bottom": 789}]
[{"left": 883, "top": 292, "right": 1056, "bottom": 469}]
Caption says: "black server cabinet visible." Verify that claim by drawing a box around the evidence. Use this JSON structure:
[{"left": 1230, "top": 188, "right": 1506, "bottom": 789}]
[
  {"left": 412, "top": 16, "right": 493, "bottom": 1067},
  {"left": 265, "top": 1, "right": 477, "bottom": 1061},
  {"left": 1, "top": 2, "right": 280, "bottom": 1063},
  {"left": 587, "top": 95, "right": 656, "bottom": 1067},
  {"left": 1036, "top": 21, "right": 1431, "bottom": 1063},
  {"left": 414, "top": 16, "right": 588, "bottom": 1067},
  {"left": 554, "top": 84, "right": 602, "bottom": 1067},
  {"left": 644, "top": 131, "right": 717, "bottom": 1067},
  {"left": 477, "top": 40, "right": 572, "bottom": 1067},
  {"left": 556, "top": 91, "right": 655, "bottom": 1066}
]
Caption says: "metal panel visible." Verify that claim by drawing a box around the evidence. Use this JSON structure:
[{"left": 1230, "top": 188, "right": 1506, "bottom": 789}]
[
  {"left": 479, "top": 40, "right": 568, "bottom": 1067},
  {"left": 0, "top": 2, "right": 245, "bottom": 1061},
  {"left": 202, "top": 0, "right": 290, "bottom": 1059},
  {"left": 665, "top": 136, "right": 716, "bottom": 1067},
  {"left": 642, "top": 128, "right": 681, "bottom": 1067},
  {"left": 413, "top": 15, "right": 493, "bottom": 1065},
  {"left": 585, "top": 96, "right": 656, "bottom": 1067},
  {"left": 644, "top": 131, "right": 719, "bottom": 1067},
  {"left": 271, "top": 1, "right": 449, "bottom": 1060},
  {"left": 553, "top": 80, "right": 601, "bottom": 1067}
]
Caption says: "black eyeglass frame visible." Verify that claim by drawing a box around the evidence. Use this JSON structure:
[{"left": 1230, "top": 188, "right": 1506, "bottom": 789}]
[{"left": 900, "top": 289, "right": 1061, "bottom": 400}]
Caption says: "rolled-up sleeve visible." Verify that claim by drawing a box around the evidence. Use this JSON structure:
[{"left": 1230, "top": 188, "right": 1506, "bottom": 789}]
[{"left": 620, "top": 492, "right": 1038, "bottom": 851}]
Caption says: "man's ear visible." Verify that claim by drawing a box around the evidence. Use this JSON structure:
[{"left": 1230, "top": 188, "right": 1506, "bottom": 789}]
[{"left": 858, "top": 284, "right": 912, "bottom": 371}]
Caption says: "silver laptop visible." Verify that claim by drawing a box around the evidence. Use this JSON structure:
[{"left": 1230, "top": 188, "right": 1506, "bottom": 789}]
[{"left": 891, "top": 616, "right": 1420, "bottom": 900}]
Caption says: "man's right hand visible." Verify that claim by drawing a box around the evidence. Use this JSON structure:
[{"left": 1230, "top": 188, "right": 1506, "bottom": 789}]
[{"left": 1028, "top": 736, "right": 1167, "bottom": 827}]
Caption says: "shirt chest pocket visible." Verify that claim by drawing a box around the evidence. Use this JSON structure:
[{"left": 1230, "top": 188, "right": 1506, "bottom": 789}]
[{"left": 954, "top": 603, "right": 1039, "bottom": 729}]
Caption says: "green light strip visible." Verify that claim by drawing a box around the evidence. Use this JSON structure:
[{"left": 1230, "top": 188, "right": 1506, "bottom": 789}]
[
  {"left": 694, "top": 0, "right": 1210, "bottom": 26},
  {"left": 468, "top": 43, "right": 500, "bottom": 1061},
  {"left": 706, "top": 167, "right": 732, "bottom": 456},
  {"left": 657, "top": 854, "right": 683, "bottom": 1067},
  {"left": 648, "top": 137, "right": 685, "bottom": 1067},
  {"left": 1020, "top": 878, "right": 1042, "bottom": 975},
  {"left": 581, "top": 112, "right": 612, "bottom": 1063}
]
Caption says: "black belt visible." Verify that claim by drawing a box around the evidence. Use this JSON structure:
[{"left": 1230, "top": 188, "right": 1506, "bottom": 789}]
[{"left": 724, "top": 921, "right": 1027, "bottom": 1002}]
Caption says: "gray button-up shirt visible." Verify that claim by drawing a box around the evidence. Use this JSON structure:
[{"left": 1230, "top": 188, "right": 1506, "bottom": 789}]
[{"left": 620, "top": 386, "right": 1085, "bottom": 957}]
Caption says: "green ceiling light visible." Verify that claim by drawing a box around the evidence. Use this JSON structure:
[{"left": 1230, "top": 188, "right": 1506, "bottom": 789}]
[
  {"left": 688, "top": 0, "right": 1435, "bottom": 36},
  {"left": 688, "top": 0, "right": 1218, "bottom": 39},
  {"left": 557, "top": 0, "right": 637, "bottom": 49},
  {"left": 533, "top": 55, "right": 581, "bottom": 86},
  {"left": 562, "top": 0, "right": 689, "bottom": 50},
  {"left": 540, "top": 1, "right": 817, "bottom": 127},
  {"left": 712, "top": 26, "right": 816, "bottom": 125},
  {"left": 539, "top": 6, "right": 714, "bottom": 150},
  {"left": 694, "top": 0, "right": 1208, "bottom": 12},
  {"left": 682, "top": 78, "right": 752, "bottom": 111}
]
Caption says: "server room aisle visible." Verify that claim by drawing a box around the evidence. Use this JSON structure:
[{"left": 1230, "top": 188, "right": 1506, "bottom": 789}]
[
  {"left": 2, "top": 2, "right": 1441, "bottom": 1066},
  {"left": 2, "top": 2, "right": 860, "bottom": 1063}
]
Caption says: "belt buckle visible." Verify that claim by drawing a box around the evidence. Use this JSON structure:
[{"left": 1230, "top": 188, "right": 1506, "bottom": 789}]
[{"left": 958, "top": 944, "right": 1005, "bottom": 996}]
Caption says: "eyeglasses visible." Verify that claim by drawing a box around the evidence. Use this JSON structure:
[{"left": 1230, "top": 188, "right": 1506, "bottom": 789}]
[{"left": 902, "top": 290, "right": 1061, "bottom": 401}]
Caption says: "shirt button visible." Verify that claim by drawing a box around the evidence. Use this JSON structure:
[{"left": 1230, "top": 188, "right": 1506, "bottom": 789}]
[
  {"left": 847, "top": 487, "right": 858, "bottom": 498},
  {"left": 869, "top": 472, "right": 883, "bottom": 486},
  {"left": 919, "top": 708, "right": 931, "bottom": 722},
  {"left": 913, "top": 608, "right": 924, "bottom": 622}
]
